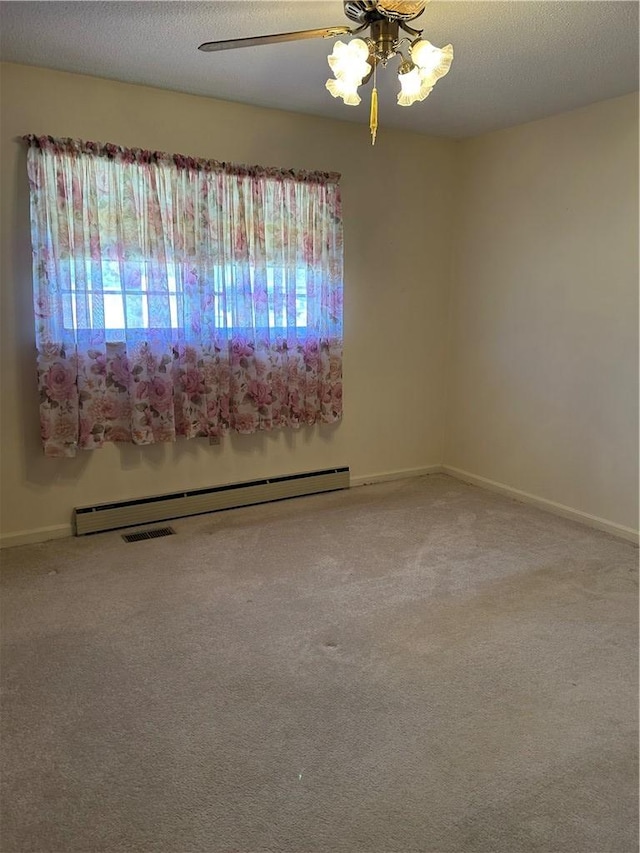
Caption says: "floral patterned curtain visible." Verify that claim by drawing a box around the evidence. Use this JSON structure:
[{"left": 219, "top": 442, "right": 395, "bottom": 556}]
[{"left": 24, "top": 136, "right": 343, "bottom": 457}]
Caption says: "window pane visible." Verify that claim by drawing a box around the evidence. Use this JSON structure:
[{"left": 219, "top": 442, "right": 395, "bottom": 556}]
[
  {"left": 104, "top": 294, "right": 125, "bottom": 330},
  {"left": 62, "top": 292, "right": 75, "bottom": 331},
  {"left": 296, "top": 269, "right": 308, "bottom": 327},
  {"left": 124, "top": 294, "right": 146, "bottom": 329},
  {"left": 101, "top": 261, "right": 122, "bottom": 292}
]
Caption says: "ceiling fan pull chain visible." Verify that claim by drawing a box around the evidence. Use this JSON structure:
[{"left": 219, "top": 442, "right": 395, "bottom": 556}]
[{"left": 370, "top": 63, "right": 379, "bottom": 146}]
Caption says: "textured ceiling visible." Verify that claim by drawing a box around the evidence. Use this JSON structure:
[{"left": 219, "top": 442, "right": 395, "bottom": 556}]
[{"left": 0, "top": 1, "right": 638, "bottom": 138}]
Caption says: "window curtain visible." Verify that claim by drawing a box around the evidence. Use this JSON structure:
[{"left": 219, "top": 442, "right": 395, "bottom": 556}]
[{"left": 24, "top": 136, "right": 343, "bottom": 457}]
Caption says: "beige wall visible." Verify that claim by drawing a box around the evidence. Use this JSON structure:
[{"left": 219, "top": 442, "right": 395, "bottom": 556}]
[
  {"left": 1, "top": 64, "right": 637, "bottom": 544},
  {"left": 445, "top": 93, "right": 639, "bottom": 532},
  {"left": 0, "top": 62, "right": 455, "bottom": 542}
]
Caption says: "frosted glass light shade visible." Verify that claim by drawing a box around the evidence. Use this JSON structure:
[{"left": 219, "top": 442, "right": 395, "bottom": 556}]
[
  {"left": 397, "top": 66, "right": 433, "bottom": 106},
  {"left": 410, "top": 40, "right": 453, "bottom": 83},
  {"left": 326, "top": 77, "right": 362, "bottom": 106},
  {"left": 327, "top": 39, "right": 371, "bottom": 82},
  {"left": 326, "top": 38, "right": 371, "bottom": 106}
]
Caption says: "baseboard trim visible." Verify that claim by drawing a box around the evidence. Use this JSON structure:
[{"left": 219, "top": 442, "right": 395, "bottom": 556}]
[
  {"left": 0, "top": 524, "right": 73, "bottom": 549},
  {"left": 0, "top": 466, "right": 440, "bottom": 548},
  {"left": 442, "top": 465, "right": 639, "bottom": 545},
  {"left": 4, "top": 465, "right": 635, "bottom": 548},
  {"left": 350, "top": 465, "right": 443, "bottom": 488}
]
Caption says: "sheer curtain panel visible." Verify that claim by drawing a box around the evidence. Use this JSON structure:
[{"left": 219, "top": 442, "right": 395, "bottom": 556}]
[{"left": 24, "top": 136, "right": 343, "bottom": 457}]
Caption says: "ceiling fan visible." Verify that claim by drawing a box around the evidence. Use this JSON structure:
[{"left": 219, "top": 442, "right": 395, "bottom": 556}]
[{"left": 198, "top": 1, "right": 454, "bottom": 144}]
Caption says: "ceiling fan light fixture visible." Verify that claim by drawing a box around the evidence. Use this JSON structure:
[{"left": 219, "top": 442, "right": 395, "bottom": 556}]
[
  {"left": 410, "top": 40, "right": 454, "bottom": 82},
  {"left": 397, "top": 64, "right": 433, "bottom": 106},
  {"left": 327, "top": 39, "right": 371, "bottom": 81},
  {"left": 326, "top": 77, "right": 362, "bottom": 106},
  {"left": 326, "top": 38, "right": 372, "bottom": 106}
]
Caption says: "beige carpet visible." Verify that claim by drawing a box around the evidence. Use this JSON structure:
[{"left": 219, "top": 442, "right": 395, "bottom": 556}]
[{"left": 1, "top": 474, "right": 638, "bottom": 853}]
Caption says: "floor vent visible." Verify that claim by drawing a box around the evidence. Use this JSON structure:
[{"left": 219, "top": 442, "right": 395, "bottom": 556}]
[
  {"left": 122, "top": 527, "right": 175, "bottom": 543},
  {"left": 75, "top": 466, "right": 350, "bottom": 535}
]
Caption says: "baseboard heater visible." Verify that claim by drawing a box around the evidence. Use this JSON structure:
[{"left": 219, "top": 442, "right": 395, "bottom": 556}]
[{"left": 74, "top": 466, "right": 350, "bottom": 536}]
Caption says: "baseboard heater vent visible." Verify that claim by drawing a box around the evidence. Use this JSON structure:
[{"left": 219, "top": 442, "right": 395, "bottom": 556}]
[{"left": 74, "top": 467, "right": 350, "bottom": 536}]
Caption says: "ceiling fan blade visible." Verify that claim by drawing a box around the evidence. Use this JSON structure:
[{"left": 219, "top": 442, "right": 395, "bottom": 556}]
[{"left": 199, "top": 27, "right": 353, "bottom": 52}]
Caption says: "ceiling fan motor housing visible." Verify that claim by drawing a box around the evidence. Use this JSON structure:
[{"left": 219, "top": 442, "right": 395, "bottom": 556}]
[
  {"left": 374, "top": 1, "right": 427, "bottom": 21},
  {"left": 343, "top": 0, "right": 426, "bottom": 24}
]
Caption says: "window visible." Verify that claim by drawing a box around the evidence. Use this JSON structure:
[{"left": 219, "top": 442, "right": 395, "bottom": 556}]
[
  {"left": 61, "top": 261, "right": 309, "bottom": 334},
  {"left": 26, "top": 135, "right": 343, "bottom": 456}
]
